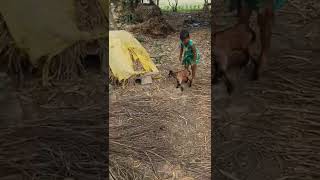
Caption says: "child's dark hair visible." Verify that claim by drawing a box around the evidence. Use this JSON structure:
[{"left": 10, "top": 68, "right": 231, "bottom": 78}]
[{"left": 180, "top": 29, "right": 190, "bottom": 41}]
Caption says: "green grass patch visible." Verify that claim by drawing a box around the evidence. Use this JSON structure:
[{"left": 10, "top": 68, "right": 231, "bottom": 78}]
[{"left": 160, "top": 4, "right": 204, "bottom": 12}]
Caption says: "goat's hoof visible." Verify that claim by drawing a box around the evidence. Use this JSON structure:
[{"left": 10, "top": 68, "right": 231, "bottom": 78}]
[
  {"left": 251, "top": 75, "right": 259, "bottom": 81},
  {"left": 181, "top": 87, "right": 184, "bottom": 91},
  {"left": 227, "top": 87, "right": 234, "bottom": 95},
  {"left": 251, "top": 70, "right": 260, "bottom": 81},
  {"left": 249, "top": 76, "right": 256, "bottom": 81}
]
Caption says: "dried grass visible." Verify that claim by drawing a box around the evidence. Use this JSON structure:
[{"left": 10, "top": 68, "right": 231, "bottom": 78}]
[
  {"left": 109, "top": 27, "right": 211, "bottom": 179},
  {"left": 109, "top": 96, "right": 173, "bottom": 179},
  {"left": 129, "top": 16, "right": 175, "bottom": 38},
  {"left": 0, "top": 109, "right": 107, "bottom": 179},
  {"left": 0, "top": 0, "right": 108, "bottom": 86},
  {"left": 0, "top": 76, "right": 108, "bottom": 179},
  {"left": 74, "top": 0, "right": 108, "bottom": 32},
  {"left": 213, "top": 1, "right": 320, "bottom": 178},
  {"left": 242, "top": 55, "right": 320, "bottom": 178}
]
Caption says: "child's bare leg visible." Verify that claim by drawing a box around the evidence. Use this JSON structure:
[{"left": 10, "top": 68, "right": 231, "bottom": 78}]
[
  {"left": 190, "top": 64, "right": 197, "bottom": 87},
  {"left": 185, "top": 64, "right": 189, "bottom": 70}
]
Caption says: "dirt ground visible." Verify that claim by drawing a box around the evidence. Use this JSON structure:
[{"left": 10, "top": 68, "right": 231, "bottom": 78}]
[
  {"left": 213, "top": 1, "right": 320, "bottom": 180},
  {"left": 109, "top": 13, "right": 211, "bottom": 179}
]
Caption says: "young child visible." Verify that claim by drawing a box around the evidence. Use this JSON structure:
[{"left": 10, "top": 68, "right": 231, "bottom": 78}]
[{"left": 179, "top": 30, "right": 200, "bottom": 86}]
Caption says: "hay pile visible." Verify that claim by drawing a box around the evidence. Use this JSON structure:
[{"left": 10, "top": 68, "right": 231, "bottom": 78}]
[
  {"left": 134, "top": 3, "right": 162, "bottom": 23},
  {"left": 74, "top": 0, "right": 108, "bottom": 32},
  {"left": 127, "top": 3, "right": 174, "bottom": 38},
  {"left": 110, "top": 2, "right": 174, "bottom": 38},
  {"left": 0, "top": 0, "right": 108, "bottom": 86},
  {"left": 129, "top": 16, "right": 175, "bottom": 38}
]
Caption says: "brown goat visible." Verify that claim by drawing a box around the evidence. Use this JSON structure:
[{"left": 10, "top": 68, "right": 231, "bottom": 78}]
[
  {"left": 235, "top": 0, "right": 276, "bottom": 80},
  {"left": 213, "top": 23, "right": 257, "bottom": 94},
  {"left": 168, "top": 69, "right": 191, "bottom": 91}
]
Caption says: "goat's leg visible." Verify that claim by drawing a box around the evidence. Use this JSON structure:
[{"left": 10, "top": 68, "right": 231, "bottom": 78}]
[
  {"left": 214, "top": 54, "right": 228, "bottom": 84},
  {"left": 177, "top": 79, "right": 184, "bottom": 91},
  {"left": 242, "top": 49, "right": 251, "bottom": 67},
  {"left": 213, "top": 61, "right": 220, "bottom": 84},
  {"left": 255, "top": 4, "right": 274, "bottom": 80},
  {"left": 243, "top": 49, "right": 258, "bottom": 80},
  {"left": 237, "top": 0, "right": 252, "bottom": 24},
  {"left": 176, "top": 80, "right": 180, "bottom": 88},
  {"left": 222, "top": 72, "right": 234, "bottom": 95},
  {"left": 219, "top": 56, "right": 233, "bottom": 94},
  {"left": 249, "top": 55, "right": 259, "bottom": 81}
]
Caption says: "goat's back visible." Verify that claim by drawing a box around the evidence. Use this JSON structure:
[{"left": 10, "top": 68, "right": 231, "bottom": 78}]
[
  {"left": 176, "top": 69, "right": 190, "bottom": 82},
  {"left": 213, "top": 23, "right": 255, "bottom": 53}
]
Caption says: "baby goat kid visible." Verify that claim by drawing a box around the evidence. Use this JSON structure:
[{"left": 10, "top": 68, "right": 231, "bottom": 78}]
[
  {"left": 213, "top": 23, "right": 257, "bottom": 94},
  {"left": 168, "top": 69, "right": 191, "bottom": 91}
]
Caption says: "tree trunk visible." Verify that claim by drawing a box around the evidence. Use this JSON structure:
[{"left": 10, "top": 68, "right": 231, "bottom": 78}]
[
  {"left": 109, "top": 8, "right": 118, "bottom": 30},
  {"left": 203, "top": 0, "right": 210, "bottom": 12},
  {"left": 130, "top": 0, "right": 134, "bottom": 10},
  {"left": 168, "top": 0, "right": 178, "bottom": 12}
]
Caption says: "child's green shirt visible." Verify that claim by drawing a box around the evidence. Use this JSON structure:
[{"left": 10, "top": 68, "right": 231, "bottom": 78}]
[
  {"left": 180, "top": 40, "right": 200, "bottom": 65},
  {"left": 228, "top": 0, "right": 287, "bottom": 12}
]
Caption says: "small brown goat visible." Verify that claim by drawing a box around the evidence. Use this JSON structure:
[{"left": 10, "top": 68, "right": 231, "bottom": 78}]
[
  {"left": 213, "top": 23, "right": 257, "bottom": 94},
  {"left": 234, "top": 0, "right": 276, "bottom": 80},
  {"left": 168, "top": 69, "right": 191, "bottom": 91}
]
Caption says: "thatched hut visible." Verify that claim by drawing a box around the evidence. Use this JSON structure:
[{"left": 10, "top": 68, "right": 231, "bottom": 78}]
[{"left": 0, "top": 0, "right": 109, "bottom": 86}]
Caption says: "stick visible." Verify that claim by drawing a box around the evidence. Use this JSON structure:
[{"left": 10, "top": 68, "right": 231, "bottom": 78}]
[
  {"left": 281, "top": 55, "right": 311, "bottom": 63},
  {"left": 218, "top": 169, "right": 240, "bottom": 180}
]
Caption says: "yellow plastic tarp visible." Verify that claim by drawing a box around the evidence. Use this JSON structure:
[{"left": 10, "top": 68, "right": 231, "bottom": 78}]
[
  {"left": 0, "top": 0, "right": 108, "bottom": 66},
  {"left": 109, "top": 30, "right": 159, "bottom": 81}
]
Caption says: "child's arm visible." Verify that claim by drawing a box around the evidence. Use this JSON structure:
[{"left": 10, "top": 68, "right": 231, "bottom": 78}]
[{"left": 179, "top": 46, "right": 183, "bottom": 63}]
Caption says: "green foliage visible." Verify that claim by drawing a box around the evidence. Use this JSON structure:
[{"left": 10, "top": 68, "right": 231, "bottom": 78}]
[
  {"left": 160, "top": 3, "right": 203, "bottom": 13},
  {"left": 159, "top": 0, "right": 205, "bottom": 13},
  {"left": 120, "top": 12, "right": 137, "bottom": 24}
]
